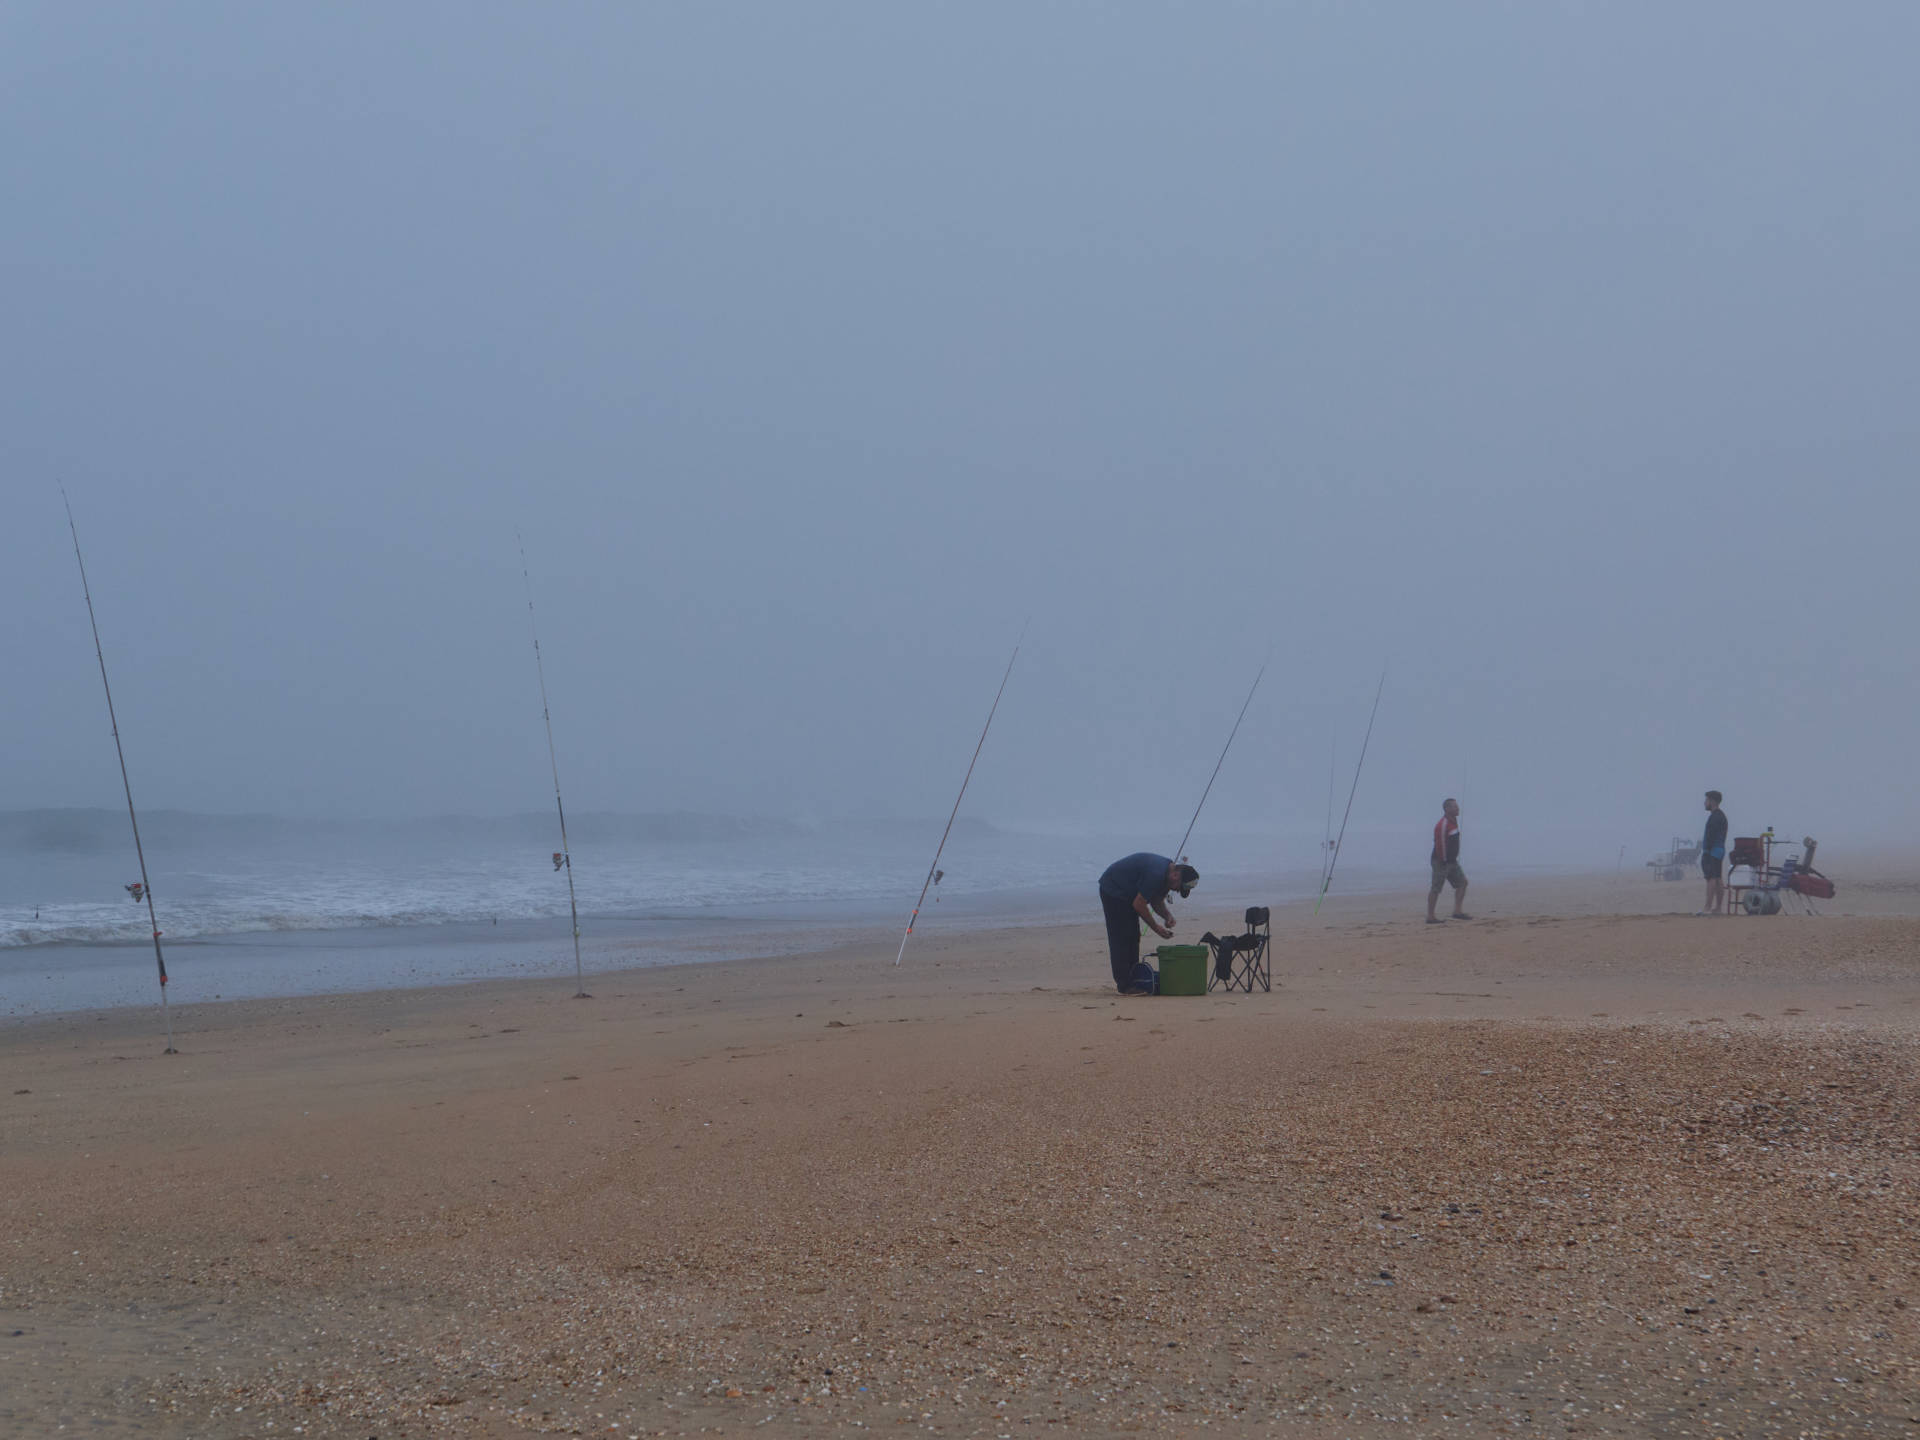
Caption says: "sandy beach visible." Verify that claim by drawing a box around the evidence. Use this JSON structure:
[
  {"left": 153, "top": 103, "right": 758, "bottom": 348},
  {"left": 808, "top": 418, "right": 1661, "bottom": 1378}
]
[{"left": 4, "top": 868, "right": 1918, "bottom": 1438}]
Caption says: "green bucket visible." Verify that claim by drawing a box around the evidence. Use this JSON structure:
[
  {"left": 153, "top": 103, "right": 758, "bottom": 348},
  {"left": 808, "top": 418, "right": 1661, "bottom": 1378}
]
[{"left": 1155, "top": 944, "right": 1210, "bottom": 996}]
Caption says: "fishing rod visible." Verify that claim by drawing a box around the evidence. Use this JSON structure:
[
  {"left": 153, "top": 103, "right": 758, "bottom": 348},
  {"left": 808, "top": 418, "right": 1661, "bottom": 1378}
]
[
  {"left": 1171, "top": 661, "right": 1265, "bottom": 866},
  {"left": 62, "top": 488, "right": 176, "bottom": 1054},
  {"left": 1315, "top": 667, "right": 1386, "bottom": 916},
  {"left": 517, "top": 531, "right": 587, "bottom": 999},
  {"left": 894, "top": 624, "right": 1026, "bottom": 966},
  {"left": 1319, "top": 735, "right": 1337, "bottom": 894}
]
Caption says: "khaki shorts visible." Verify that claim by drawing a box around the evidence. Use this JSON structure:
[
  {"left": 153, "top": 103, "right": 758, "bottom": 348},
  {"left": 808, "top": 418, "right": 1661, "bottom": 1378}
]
[{"left": 1429, "top": 859, "right": 1467, "bottom": 896}]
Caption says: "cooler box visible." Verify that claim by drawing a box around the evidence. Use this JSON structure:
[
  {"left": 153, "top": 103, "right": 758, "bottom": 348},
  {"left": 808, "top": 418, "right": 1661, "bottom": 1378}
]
[{"left": 1155, "top": 944, "right": 1210, "bottom": 996}]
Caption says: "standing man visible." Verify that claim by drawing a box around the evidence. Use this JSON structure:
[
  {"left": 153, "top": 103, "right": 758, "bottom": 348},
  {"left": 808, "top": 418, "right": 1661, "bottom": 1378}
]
[
  {"left": 1701, "top": 790, "right": 1729, "bottom": 915},
  {"left": 1426, "top": 797, "right": 1470, "bottom": 923},
  {"left": 1097, "top": 852, "right": 1199, "bottom": 994}
]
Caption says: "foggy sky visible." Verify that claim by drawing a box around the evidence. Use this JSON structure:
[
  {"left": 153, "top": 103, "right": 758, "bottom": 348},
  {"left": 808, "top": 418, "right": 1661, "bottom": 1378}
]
[{"left": 5, "top": 3, "right": 1917, "bottom": 866}]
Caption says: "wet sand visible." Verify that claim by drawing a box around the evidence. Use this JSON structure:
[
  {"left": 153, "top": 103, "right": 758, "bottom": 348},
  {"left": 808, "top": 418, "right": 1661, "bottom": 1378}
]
[{"left": 3, "top": 868, "right": 1918, "bottom": 1437}]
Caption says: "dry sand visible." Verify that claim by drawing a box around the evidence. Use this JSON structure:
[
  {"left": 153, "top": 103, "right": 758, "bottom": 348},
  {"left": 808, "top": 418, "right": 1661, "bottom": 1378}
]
[{"left": 4, "top": 868, "right": 1918, "bottom": 1438}]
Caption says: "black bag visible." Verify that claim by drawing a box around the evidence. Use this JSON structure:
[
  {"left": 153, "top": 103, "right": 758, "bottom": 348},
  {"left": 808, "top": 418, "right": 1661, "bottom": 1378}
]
[{"left": 1200, "top": 931, "right": 1233, "bottom": 982}]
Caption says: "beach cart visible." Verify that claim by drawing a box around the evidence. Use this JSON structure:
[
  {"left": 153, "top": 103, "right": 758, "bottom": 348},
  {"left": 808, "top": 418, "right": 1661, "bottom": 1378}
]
[
  {"left": 1645, "top": 836, "right": 1701, "bottom": 882},
  {"left": 1725, "top": 832, "right": 1837, "bottom": 915}
]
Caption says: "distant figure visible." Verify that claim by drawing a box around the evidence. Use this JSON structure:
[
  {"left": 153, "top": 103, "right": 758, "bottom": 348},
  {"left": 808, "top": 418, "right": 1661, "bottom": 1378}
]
[
  {"left": 1097, "top": 853, "right": 1198, "bottom": 995},
  {"left": 1701, "top": 790, "right": 1729, "bottom": 915},
  {"left": 1426, "top": 798, "right": 1470, "bottom": 923}
]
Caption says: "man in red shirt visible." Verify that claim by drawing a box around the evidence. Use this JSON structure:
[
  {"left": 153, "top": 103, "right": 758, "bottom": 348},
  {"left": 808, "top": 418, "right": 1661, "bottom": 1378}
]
[{"left": 1426, "top": 797, "right": 1470, "bottom": 923}]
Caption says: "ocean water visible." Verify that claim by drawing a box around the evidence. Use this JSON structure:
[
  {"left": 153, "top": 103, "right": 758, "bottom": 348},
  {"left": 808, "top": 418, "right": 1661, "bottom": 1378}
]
[
  {"left": 0, "top": 811, "right": 1327, "bottom": 1018},
  {"left": 0, "top": 811, "right": 937, "bottom": 948}
]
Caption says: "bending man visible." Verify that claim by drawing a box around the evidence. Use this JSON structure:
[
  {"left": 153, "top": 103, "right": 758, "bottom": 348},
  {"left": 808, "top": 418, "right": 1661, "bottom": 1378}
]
[{"left": 1097, "top": 852, "right": 1199, "bottom": 995}]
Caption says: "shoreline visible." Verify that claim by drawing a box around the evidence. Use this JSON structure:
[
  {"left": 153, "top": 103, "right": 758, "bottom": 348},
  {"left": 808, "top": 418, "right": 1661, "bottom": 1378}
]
[
  {"left": 7, "top": 864, "right": 1912, "bottom": 1029},
  {"left": 12, "top": 858, "right": 1904, "bottom": 1025},
  {"left": 0, "top": 864, "right": 1356, "bottom": 1023}
]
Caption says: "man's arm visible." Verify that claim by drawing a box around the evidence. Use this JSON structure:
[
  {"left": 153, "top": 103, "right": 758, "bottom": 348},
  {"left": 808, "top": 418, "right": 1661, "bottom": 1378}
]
[{"left": 1132, "top": 893, "right": 1173, "bottom": 939}]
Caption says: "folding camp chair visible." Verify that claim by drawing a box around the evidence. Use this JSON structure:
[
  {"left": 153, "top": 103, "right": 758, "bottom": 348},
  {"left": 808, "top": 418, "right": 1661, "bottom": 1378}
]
[{"left": 1202, "top": 906, "right": 1271, "bottom": 993}]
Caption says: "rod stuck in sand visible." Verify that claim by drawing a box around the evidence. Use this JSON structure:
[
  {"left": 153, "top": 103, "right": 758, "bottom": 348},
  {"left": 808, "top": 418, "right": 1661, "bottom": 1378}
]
[
  {"left": 62, "top": 488, "right": 176, "bottom": 1053},
  {"left": 894, "top": 625, "right": 1027, "bottom": 966},
  {"left": 517, "top": 531, "right": 588, "bottom": 999},
  {"left": 1315, "top": 667, "right": 1386, "bottom": 915},
  {"left": 1171, "top": 661, "right": 1266, "bottom": 866},
  {"left": 1319, "top": 736, "right": 1338, "bottom": 894}
]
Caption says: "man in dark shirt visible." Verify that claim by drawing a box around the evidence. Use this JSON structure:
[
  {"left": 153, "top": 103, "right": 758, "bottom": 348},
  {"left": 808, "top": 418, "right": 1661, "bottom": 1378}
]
[
  {"left": 1426, "top": 797, "right": 1470, "bottom": 923},
  {"left": 1097, "top": 852, "right": 1198, "bottom": 994},
  {"left": 1701, "top": 790, "right": 1729, "bottom": 915}
]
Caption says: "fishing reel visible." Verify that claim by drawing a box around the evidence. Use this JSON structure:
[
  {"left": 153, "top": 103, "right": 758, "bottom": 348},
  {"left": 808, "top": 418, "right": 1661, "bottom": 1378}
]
[
  {"left": 125, "top": 882, "right": 146, "bottom": 903},
  {"left": 552, "top": 851, "right": 566, "bottom": 872}
]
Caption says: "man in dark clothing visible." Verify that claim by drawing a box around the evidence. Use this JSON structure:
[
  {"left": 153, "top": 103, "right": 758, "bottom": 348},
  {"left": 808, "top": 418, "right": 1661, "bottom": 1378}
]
[
  {"left": 1097, "top": 853, "right": 1199, "bottom": 994},
  {"left": 1426, "top": 798, "right": 1470, "bottom": 923},
  {"left": 1701, "top": 790, "right": 1729, "bottom": 915}
]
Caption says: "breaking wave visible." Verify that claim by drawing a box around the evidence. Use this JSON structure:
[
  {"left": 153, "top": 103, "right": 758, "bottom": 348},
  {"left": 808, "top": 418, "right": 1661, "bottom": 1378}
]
[{"left": 0, "top": 811, "right": 1142, "bottom": 949}]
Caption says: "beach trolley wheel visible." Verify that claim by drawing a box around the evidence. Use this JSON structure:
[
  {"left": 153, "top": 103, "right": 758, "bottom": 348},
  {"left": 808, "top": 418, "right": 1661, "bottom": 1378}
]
[{"left": 1742, "top": 889, "right": 1781, "bottom": 916}]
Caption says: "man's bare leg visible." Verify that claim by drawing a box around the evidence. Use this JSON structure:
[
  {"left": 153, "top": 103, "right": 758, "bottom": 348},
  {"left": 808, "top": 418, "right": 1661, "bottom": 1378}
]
[
  {"left": 1427, "top": 883, "right": 1442, "bottom": 922},
  {"left": 1451, "top": 879, "right": 1470, "bottom": 919},
  {"left": 1708, "top": 876, "right": 1725, "bottom": 915}
]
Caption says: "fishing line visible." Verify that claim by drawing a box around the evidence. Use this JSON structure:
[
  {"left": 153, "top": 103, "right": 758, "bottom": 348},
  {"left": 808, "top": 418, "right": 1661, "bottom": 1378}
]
[
  {"left": 517, "top": 530, "right": 588, "bottom": 999},
  {"left": 62, "top": 488, "right": 176, "bottom": 1053},
  {"left": 1171, "top": 661, "right": 1265, "bottom": 866},
  {"left": 894, "top": 622, "right": 1027, "bottom": 966},
  {"left": 1315, "top": 667, "right": 1386, "bottom": 916}
]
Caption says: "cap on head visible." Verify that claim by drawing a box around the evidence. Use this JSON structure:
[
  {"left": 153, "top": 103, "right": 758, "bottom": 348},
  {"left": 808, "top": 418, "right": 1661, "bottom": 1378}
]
[{"left": 1174, "top": 863, "right": 1199, "bottom": 898}]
